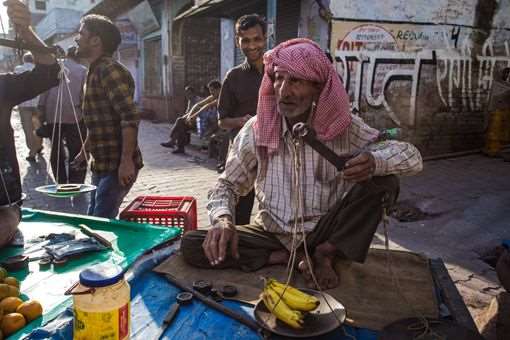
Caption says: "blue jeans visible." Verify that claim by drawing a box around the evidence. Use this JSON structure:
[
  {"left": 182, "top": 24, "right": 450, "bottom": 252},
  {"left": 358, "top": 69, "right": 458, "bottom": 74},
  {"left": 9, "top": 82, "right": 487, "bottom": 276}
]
[{"left": 88, "top": 171, "right": 137, "bottom": 218}]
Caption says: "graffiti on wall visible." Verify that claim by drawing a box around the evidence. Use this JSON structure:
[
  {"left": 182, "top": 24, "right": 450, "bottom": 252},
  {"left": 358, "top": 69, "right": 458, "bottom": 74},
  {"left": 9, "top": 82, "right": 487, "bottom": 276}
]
[
  {"left": 436, "top": 38, "right": 510, "bottom": 113},
  {"left": 331, "top": 21, "right": 510, "bottom": 126}
]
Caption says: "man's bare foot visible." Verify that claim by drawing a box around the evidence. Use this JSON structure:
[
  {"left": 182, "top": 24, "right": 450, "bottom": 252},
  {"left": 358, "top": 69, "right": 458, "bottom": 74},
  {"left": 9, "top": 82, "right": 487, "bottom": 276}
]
[
  {"left": 268, "top": 249, "right": 290, "bottom": 265},
  {"left": 298, "top": 252, "right": 339, "bottom": 289}
]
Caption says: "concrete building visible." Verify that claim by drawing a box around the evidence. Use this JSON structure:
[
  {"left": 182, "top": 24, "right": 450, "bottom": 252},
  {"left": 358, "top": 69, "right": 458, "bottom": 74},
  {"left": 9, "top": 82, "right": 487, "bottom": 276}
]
[
  {"left": 88, "top": 0, "right": 193, "bottom": 120},
  {"left": 87, "top": 0, "right": 301, "bottom": 123},
  {"left": 174, "top": 0, "right": 301, "bottom": 105},
  {"left": 33, "top": 0, "right": 99, "bottom": 45},
  {"left": 25, "top": 0, "right": 49, "bottom": 26}
]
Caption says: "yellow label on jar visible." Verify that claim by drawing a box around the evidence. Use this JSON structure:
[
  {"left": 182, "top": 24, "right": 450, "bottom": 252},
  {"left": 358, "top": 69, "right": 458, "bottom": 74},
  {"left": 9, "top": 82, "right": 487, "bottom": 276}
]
[{"left": 74, "top": 303, "right": 130, "bottom": 340}]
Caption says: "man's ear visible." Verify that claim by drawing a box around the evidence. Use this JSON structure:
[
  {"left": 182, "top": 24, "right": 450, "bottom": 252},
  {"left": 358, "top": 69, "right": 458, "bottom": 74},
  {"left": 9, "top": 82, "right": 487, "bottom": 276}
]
[
  {"left": 90, "top": 35, "right": 101, "bottom": 48},
  {"left": 235, "top": 36, "right": 240, "bottom": 48}
]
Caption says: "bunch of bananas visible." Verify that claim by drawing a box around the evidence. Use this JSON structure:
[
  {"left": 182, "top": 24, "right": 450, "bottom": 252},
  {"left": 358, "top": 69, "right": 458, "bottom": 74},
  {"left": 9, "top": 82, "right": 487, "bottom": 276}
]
[{"left": 260, "top": 278, "right": 320, "bottom": 329}]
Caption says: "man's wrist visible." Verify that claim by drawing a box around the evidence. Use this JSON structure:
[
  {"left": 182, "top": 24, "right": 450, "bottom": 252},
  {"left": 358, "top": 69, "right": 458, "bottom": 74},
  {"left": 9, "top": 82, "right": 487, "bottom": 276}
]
[{"left": 214, "top": 214, "right": 234, "bottom": 227}]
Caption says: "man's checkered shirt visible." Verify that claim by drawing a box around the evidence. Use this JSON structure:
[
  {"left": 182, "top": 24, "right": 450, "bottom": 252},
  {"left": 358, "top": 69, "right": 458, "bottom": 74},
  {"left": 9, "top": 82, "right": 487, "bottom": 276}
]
[{"left": 82, "top": 56, "right": 143, "bottom": 174}]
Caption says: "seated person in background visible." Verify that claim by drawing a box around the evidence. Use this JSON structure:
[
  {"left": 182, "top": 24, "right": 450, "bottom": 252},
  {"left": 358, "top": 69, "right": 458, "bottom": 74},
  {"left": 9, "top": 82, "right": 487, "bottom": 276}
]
[
  {"left": 161, "top": 85, "right": 201, "bottom": 148},
  {"left": 168, "top": 80, "right": 221, "bottom": 154},
  {"left": 197, "top": 101, "right": 219, "bottom": 139},
  {"left": 0, "top": 0, "right": 59, "bottom": 247},
  {"left": 181, "top": 38, "right": 423, "bottom": 289}
]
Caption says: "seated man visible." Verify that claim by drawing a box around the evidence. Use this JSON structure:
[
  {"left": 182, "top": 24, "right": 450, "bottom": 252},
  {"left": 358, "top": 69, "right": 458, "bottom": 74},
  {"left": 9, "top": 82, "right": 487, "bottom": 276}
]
[
  {"left": 0, "top": 0, "right": 59, "bottom": 247},
  {"left": 168, "top": 80, "right": 221, "bottom": 154},
  {"left": 182, "top": 38, "right": 423, "bottom": 289},
  {"left": 161, "top": 85, "right": 201, "bottom": 148}
]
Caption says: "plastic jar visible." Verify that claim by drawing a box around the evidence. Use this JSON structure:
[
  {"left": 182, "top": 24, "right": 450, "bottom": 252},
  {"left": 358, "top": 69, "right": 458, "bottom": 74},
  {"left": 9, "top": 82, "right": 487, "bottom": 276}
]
[{"left": 72, "top": 264, "right": 130, "bottom": 340}]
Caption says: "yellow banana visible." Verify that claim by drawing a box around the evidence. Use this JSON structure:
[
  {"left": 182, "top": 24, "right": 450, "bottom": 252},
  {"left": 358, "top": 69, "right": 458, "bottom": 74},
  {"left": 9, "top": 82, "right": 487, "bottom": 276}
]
[
  {"left": 268, "top": 279, "right": 320, "bottom": 311},
  {"left": 261, "top": 287, "right": 304, "bottom": 329}
]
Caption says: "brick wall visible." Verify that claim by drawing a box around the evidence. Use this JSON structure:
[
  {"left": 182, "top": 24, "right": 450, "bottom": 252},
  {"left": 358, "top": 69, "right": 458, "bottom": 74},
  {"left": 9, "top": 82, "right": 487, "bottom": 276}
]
[{"left": 183, "top": 17, "right": 221, "bottom": 97}]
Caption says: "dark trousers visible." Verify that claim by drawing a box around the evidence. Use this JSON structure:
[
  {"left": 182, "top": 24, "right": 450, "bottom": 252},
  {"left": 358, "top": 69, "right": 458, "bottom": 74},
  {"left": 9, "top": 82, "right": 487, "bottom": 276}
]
[
  {"left": 235, "top": 189, "right": 255, "bottom": 225},
  {"left": 208, "top": 130, "right": 230, "bottom": 165},
  {"left": 182, "top": 175, "right": 399, "bottom": 272},
  {"left": 169, "top": 117, "right": 193, "bottom": 149},
  {"left": 49, "top": 123, "right": 87, "bottom": 184}
]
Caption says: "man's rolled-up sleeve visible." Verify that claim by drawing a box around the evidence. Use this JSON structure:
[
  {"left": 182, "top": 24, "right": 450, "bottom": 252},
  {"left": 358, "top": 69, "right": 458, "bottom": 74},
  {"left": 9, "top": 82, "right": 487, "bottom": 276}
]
[
  {"left": 370, "top": 141, "right": 423, "bottom": 176},
  {"left": 349, "top": 115, "right": 423, "bottom": 176},
  {"left": 4, "top": 63, "right": 60, "bottom": 106}
]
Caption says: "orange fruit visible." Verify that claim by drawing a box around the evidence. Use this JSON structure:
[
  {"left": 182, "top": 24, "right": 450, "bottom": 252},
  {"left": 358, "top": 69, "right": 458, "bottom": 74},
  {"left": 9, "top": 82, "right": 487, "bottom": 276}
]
[
  {"left": 16, "top": 301, "right": 42, "bottom": 322},
  {"left": 0, "top": 285, "right": 9, "bottom": 300},
  {"left": 0, "top": 297, "right": 23, "bottom": 314},
  {"left": 6, "top": 286, "right": 19, "bottom": 298},
  {"left": 2, "top": 278, "right": 19, "bottom": 288},
  {"left": 0, "top": 313, "right": 25, "bottom": 336}
]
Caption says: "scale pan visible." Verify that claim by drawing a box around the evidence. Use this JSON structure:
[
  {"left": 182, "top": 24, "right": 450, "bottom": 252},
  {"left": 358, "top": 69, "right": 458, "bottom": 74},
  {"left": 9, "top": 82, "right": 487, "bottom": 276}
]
[{"left": 35, "top": 184, "right": 96, "bottom": 198}]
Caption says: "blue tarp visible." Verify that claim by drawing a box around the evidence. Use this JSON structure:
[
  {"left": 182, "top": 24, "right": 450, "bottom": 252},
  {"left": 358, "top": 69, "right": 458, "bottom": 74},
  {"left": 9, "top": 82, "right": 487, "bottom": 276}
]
[{"left": 26, "top": 252, "right": 378, "bottom": 340}]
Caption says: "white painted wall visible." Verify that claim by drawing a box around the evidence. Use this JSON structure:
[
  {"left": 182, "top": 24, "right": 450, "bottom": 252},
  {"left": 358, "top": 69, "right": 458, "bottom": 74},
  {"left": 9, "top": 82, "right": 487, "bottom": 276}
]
[
  {"left": 298, "top": 0, "right": 329, "bottom": 50},
  {"left": 305, "top": 0, "right": 510, "bottom": 155},
  {"left": 220, "top": 18, "right": 235, "bottom": 81},
  {"left": 329, "top": 0, "right": 478, "bottom": 26},
  {"left": 493, "top": 0, "right": 510, "bottom": 29},
  {"left": 47, "top": 0, "right": 98, "bottom": 12}
]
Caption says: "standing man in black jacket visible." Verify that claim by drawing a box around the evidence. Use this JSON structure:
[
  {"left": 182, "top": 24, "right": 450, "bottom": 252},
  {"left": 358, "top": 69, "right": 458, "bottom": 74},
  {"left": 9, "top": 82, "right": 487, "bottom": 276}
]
[
  {"left": 0, "top": 0, "right": 59, "bottom": 247},
  {"left": 217, "top": 14, "right": 266, "bottom": 225}
]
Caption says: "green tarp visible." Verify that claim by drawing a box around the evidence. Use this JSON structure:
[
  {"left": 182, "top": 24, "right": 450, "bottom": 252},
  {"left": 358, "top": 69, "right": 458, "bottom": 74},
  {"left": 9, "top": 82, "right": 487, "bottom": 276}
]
[{"left": 0, "top": 208, "right": 180, "bottom": 339}]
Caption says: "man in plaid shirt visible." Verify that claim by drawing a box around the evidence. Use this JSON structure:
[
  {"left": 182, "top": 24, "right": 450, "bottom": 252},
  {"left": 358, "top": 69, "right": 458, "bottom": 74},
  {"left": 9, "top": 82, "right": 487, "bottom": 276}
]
[{"left": 73, "top": 15, "right": 143, "bottom": 218}]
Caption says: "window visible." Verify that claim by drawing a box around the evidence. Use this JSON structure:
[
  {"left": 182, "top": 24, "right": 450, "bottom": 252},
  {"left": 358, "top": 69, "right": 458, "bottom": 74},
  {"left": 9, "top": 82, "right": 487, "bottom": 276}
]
[{"left": 35, "top": 0, "right": 46, "bottom": 10}]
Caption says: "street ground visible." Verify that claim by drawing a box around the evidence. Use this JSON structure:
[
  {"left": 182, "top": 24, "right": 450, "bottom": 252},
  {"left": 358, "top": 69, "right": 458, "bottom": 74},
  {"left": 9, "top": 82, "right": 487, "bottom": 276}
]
[{"left": 12, "top": 111, "right": 510, "bottom": 327}]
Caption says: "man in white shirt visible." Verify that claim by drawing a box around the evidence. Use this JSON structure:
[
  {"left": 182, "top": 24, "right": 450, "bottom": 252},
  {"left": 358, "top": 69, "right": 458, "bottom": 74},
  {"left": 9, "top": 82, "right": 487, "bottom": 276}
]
[{"left": 181, "top": 39, "right": 423, "bottom": 289}]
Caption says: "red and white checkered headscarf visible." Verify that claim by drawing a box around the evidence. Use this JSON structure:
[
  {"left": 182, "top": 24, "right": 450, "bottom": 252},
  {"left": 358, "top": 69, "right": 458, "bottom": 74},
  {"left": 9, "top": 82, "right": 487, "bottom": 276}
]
[{"left": 254, "top": 38, "right": 351, "bottom": 154}]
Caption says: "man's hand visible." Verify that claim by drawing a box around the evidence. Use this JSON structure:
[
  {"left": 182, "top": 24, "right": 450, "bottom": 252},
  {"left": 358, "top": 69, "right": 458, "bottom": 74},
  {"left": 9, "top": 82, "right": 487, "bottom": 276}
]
[
  {"left": 184, "top": 114, "right": 194, "bottom": 125},
  {"left": 5, "top": 0, "right": 31, "bottom": 32},
  {"left": 6, "top": 0, "right": 55, "bottom": 65},
  {"left": 118, "top": 159, "right": 136, "bottom": 187},
  {"left": 202, "top": 215, "right": 239, "bottom": 266},
  {"left": 343, "top": 152, "right": 376, "bottom": 182}
]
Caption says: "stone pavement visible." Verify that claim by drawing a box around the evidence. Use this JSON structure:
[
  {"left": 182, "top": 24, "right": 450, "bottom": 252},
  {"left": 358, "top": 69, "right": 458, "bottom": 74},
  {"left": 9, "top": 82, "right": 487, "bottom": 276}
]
[{"left": 11, "top": 111, "right": 510, "bottom": 325}]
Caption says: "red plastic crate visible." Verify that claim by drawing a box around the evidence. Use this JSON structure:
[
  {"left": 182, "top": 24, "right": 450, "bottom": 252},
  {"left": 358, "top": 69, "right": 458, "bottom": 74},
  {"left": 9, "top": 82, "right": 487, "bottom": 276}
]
[{"left": 119, "top": 196, "right": 197, "bottom": 233}]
